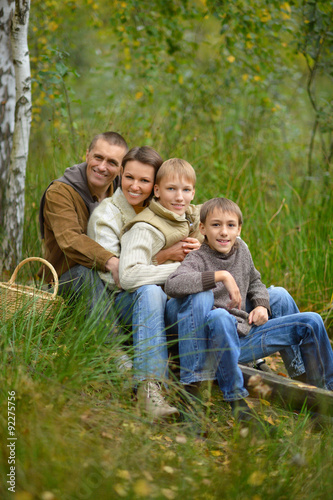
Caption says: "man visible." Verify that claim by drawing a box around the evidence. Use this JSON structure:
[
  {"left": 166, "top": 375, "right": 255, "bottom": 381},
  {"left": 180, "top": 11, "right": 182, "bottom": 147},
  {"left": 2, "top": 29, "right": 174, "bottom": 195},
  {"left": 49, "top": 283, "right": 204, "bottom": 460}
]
[{"left": 38, "top": 131, "right": 128, "bottom": 316}]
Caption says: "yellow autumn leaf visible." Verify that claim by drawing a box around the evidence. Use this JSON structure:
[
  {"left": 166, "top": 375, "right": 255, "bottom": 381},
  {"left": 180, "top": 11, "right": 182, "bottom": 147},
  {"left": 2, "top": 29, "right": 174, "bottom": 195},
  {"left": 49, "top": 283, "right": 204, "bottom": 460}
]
[
  {"left": 142, "top": 470, "right": 153, "bottom": 481},
  {"left": 227, "top": 55, "right": 235, "bottom": 63},
  {"left": 260, "top": 9, "right": 271, "bottom": 22},
  {"left": 135, "top": 91, "right": 143, "bottom": 100},
  {"left": 211, "top": 450, "right": 223, "bottom": 457},
  {"left": 163, "top": 465, "right": 174, "bottom": 474},
  {"left": 253, "top": 75, "right": 261, "bottom": 82},
  {"left": 175, "top": 435, "right": 187, "bottom": 444},
  {"left": 281, "top": 2, "right": 291, "bottom": 14},
  {"left": 40, "top": 493, "right": 55, "bottom": 500},
  {"left": 263, "top": 414, "right": 275, "bottom": 425},
  {"left": 162, "top": 489, "right": 176, "bottom": 500},
  {"left": 14, "top": 493, "right": 34, "bottom": 500},
  {"left": 133, "top": 479, "right": 151, "bottom": 497},
  {"left": 248, "top": 470, "right": 266, "bottom": 486},
  {"left": 114, "top": 483, "right": 127, "bottom": 497},
  {"left": 242, "top": 74, "right": 249, "bottom": 82},
  {"left": 178, "top": 74, "right": 184, "bottom": 84},
  {"left": 117, "top": 469, "right": 131, "bottom": 480}
]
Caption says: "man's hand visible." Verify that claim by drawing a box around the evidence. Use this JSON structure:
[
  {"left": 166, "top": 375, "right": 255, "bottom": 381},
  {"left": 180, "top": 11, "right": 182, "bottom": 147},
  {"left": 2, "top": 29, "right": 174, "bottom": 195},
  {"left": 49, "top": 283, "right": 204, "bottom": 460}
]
[
  {"left": 215, "top": 270, "right": 242, "bottom": 310},
  {"left": 248, "top": 306, "right": 268, "bottom": 326},
  {"left": 155, "top": 238, "right": 201, "bottom": 264},
  {"left": 105, "top": 256, "right": 120, "bottom": 287}
]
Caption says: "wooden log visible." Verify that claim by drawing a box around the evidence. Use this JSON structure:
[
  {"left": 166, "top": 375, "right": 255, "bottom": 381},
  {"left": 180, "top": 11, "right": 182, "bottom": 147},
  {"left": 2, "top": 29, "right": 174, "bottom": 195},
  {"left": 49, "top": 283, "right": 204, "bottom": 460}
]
[{"left": 240, "top": 364, "right": 333, "bottom": 417}]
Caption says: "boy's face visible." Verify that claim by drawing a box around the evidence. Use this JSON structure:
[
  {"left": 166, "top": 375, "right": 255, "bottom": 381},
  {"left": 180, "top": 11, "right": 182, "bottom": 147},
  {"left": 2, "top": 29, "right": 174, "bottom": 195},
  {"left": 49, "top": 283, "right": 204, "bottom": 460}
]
[
  {"left": 154, "top": 175, "right": 195, "bottom": 216},
  {"left": 200, "top": 208, "right": 241, "bottom": 254}
]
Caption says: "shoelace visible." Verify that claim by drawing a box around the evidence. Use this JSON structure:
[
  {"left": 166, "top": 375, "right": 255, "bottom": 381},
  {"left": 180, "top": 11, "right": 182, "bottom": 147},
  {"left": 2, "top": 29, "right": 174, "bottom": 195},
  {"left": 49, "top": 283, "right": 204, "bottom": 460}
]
[{"left": 145, "top": 382, "right": 165, "bottom": 405}]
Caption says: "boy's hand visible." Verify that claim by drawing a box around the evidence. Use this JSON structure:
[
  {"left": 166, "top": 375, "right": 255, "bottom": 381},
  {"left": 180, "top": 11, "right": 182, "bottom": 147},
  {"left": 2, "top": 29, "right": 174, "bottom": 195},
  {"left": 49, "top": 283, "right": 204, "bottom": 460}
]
[
  {"left": 215, "top": 270, "right": 242, "bottom": 309},
  {"left": 105, "top": 256, "right": 120, "bottom": 287},
  {"left": 248, "top": 306, "right": 268, "bottom": 326}
]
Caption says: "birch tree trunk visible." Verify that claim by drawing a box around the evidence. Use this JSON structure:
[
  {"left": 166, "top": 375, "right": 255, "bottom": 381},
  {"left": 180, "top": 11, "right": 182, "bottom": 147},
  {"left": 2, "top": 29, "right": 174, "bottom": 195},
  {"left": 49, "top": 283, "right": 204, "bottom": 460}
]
[
  {"left": 1, "top": 0, "right": 31, "bottom": 271},
  {"left": 0, "top": 0, "right": 15, "bottom": 225}
]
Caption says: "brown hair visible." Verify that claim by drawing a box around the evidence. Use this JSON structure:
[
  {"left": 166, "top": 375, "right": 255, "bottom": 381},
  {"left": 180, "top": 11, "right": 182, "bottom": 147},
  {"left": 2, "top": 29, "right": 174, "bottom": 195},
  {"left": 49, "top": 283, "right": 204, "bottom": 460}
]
[
  {"left": 155, "top": 158, "right": 196, "bottom": 186},
  {"left": 200, "top": 198, "right": 243, "bottom": 225},
  {"left": 88, "top": 131, "right": 128, "bottom": 152},
  {"left": 122, "top": 146, "right": 163, "bottom": 177}
]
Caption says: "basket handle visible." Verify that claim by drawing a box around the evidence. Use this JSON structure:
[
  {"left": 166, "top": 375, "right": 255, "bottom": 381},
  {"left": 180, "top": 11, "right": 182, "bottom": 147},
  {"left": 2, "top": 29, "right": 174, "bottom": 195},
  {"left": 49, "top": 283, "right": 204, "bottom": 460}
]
[{"left": 8, "top": 257, "right": 59, "bottom": 299}]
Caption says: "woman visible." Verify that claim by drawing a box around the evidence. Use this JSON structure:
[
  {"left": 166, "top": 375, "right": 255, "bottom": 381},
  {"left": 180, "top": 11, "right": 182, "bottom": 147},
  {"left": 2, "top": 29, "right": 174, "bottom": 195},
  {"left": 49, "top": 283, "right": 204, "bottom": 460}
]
[{"left": 88, "top": 147, "right": 200, "bottom": 419}]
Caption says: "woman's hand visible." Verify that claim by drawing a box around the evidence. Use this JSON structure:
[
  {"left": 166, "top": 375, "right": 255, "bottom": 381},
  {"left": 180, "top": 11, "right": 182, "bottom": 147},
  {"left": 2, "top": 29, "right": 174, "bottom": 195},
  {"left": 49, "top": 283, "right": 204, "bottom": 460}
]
[
  {"left": 248, "top": 306, "right": 268, "bottom": 326},
  {"left": 155, "top": 238, "right": 201, "bottom": 264},
  {"left": 105, "top": 256, "right": 120, "bottom": 287}
]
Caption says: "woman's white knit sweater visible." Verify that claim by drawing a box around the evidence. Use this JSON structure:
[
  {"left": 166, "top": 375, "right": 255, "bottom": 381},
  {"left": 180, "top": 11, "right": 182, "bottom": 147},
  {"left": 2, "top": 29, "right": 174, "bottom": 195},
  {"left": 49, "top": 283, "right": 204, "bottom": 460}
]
[{"left": 87, "top": 187, "right": 136, "bottom": 290}]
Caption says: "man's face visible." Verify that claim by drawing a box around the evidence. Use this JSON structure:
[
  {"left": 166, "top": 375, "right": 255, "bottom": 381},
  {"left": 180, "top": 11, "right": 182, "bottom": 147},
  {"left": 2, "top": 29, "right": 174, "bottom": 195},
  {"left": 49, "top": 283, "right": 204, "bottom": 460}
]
[
  {"left": 154, "top": 175, "right": 195, "bottom": 216},
  {"left": 200, "top": 208, "right": 242, "bottom": 254},
  {"left": 86, "top": 139, "right": 126, "bottom": 196}
]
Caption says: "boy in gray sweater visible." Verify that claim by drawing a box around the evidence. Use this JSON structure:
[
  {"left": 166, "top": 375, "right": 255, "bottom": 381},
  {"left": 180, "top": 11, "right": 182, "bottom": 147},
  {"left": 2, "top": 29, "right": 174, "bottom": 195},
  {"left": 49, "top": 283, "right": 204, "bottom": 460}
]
[{"left": 165, "top": 197, "right": 333, "bottom": 422}]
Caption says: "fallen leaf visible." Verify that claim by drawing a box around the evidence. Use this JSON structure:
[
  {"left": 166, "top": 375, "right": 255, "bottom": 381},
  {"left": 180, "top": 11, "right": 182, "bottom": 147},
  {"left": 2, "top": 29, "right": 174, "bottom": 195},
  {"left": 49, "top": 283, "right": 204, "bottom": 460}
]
[
  {"left": 175, "top": 435, "right": 187, "bottom": 444},
  {"left": 162, "top": 489, "right": 176, "bottom": 499},
  {"left": 248, "top": 470, "right": 266, "bottom": 486},
  {"left": 211, "top": 450, "right": 223, "bottom": 457},
  {"left": 163, "top": 465, "right": 174, "bottom": 474},
  {"left": 133, "top": 479, "right": 151, "bottom": 497},
  {"left": 117, "top": 469, "right": 131, "bottom": 480},
  {"left": 114, "top": 483, "right": 127, "bottom": 497}
]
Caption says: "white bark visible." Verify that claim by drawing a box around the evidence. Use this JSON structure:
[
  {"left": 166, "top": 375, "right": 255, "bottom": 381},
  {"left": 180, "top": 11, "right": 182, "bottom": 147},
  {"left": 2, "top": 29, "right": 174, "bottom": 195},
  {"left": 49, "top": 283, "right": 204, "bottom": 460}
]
[
  {"left": 0, "top": 0, "right": 15, "bottom": 222},
  {"left": 1, "top": 0, "right": 31, "bottom": 271}
]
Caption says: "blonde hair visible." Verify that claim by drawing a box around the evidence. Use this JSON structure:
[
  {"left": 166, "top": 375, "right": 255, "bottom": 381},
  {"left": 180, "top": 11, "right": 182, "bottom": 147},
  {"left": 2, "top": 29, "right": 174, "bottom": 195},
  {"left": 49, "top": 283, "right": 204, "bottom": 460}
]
[{"left": 155, "top": 158, "right": 196, "bottom": 186}]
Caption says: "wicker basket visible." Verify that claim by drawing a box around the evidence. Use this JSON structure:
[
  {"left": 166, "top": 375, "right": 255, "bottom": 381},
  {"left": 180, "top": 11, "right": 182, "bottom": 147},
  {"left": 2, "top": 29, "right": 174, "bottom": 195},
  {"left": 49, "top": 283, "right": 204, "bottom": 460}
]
[{"left": 0, "top": 257, "right": 64, "bottom": 321}]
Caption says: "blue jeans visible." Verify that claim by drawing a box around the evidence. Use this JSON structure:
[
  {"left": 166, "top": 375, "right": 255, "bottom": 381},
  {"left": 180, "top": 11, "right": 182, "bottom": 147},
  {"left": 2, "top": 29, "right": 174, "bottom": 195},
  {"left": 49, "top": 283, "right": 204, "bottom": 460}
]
[
  {"left": 166, "top": 290, "right": 333, "bottom": 400},
  {"left": 259, "top": 286, "right": 305, "bottom": 377},
  {"left": 115, "top": 285, "right": 169, "bottom": 382},
  {"left": 58, "top": 265, "right": 116, "bottom": 322}
]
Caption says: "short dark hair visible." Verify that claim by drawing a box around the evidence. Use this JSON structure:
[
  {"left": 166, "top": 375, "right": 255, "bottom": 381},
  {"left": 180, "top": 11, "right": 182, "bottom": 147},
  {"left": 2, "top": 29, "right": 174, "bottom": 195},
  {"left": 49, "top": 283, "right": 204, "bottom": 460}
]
[
  {"left": 122, "top": 146, "right": 163, "bottom": 178},
  {"left": 88, "top": 132, "right": 128, "bottom": 152},
  {"left": 200, "top": 197, "right": 243, "bottom": 225}
]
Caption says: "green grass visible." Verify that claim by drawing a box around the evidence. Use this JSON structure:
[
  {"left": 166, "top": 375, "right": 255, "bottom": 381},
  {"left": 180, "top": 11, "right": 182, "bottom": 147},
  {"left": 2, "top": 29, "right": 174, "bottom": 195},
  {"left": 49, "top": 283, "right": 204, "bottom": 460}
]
[{"left": 1, "top": 304, "right": 333, "bottom": 500}]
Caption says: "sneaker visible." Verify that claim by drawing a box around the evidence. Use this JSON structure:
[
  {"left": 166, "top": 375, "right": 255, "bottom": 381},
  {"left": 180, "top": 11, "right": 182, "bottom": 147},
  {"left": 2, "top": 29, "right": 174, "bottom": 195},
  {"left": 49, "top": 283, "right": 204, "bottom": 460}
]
[
  {"left": 230, "top": 399, "right": 277, "bottom": 436},
  {"left": 137, "top": 381, "right": 179, "bottom": 420},
  {"left": 113, "top": 349, "right": 133, "bottom": 373},
  {"left": 230, "top": 399, "right": 255, "bottom": 424}
]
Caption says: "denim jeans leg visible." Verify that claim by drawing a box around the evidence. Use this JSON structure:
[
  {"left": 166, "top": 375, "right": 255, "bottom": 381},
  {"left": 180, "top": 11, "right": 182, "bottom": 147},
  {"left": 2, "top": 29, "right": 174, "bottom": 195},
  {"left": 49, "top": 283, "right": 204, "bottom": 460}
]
[
  {"left": 206, "top": 308, "right": 249, "bottom": 401},
  {"left": 58, "top": 264, "right": 115, "bottom": 320},
  {"left": 267, "top": 286, "right": 305, "bottom": 377},
  {"left": 166, "top": 291, "right": 216, "bottom": 384},
  {"left": 238, "top": 312, "right": 333, "bottom": 390},
  {"left": 115, "top": 285, "right": 168, "bottom": 382}
]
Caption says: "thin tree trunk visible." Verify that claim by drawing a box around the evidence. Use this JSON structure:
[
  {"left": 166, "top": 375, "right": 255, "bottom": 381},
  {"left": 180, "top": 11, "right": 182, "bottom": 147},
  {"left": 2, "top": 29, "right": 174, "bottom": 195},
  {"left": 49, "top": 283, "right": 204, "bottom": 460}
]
[
  {"left": 1, "top": 0, "right": 31, "bottom": 271},
  {"left": 0, "top": 0, "right": 15, "bottom": 224}
]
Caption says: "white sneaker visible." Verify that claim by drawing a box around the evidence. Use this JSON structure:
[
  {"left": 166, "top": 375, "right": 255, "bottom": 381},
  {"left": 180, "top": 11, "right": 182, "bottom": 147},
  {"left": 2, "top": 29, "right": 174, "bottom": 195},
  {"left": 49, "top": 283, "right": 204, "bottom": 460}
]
[
  {"left": 137, "top": 381, "right": 179, "bottom": 420},
  {"left": 113, "top": 349, "right": 133, "bottom": 373}
]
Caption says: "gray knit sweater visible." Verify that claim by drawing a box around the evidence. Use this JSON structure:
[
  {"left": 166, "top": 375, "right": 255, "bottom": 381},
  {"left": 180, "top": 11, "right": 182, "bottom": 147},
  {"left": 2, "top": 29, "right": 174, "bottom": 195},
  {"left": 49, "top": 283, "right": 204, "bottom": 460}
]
[{"left": 164, "top": 239, "right": 270, "bottom": 336}]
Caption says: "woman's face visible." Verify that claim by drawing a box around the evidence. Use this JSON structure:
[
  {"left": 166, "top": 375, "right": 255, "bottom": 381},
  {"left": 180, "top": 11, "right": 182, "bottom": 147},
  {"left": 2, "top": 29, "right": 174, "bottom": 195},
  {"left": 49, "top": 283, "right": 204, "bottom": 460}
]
[{"left": 121, "top": 160, "right": 155, "bottom": 207}]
